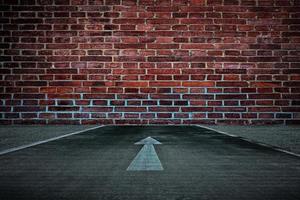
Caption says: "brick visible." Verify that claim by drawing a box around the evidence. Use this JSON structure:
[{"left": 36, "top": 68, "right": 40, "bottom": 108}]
[
  {"left": 251, "top": 82, "right": 281, "bottom": 87},
  {"left": 47, "top": 56, "right": 79, "bottom": 62},
  {"left": 84, "top": 94, "right": 115, "bottom": 99},
  {"left": 147, "top": 6, "right": 179, "bottom": 12},
  {"left": 116, "top": 81, "right": 148, "bottom": 87},
  {"left": 148, "top": 44, "right": 179, "bottom": 49},
  {"left": 216, "top": 81, "right": 249, "bottom": 87},
  {"left": 181, "top": 44, "right": 214, "bottom": 49},
  {"left": 148, "top": 56, "right": 180, "bottom": 62},
  {"left": 80, "top": 56, "right": 112, "bottom": 62},
  {"left": 216, "top": 94, "right": 247, "bottom": 100},
  {"left": 182, "top": 107, "right": 213, "bottom": 112},
  {"left": 115, "top": 107, "right": 147, "bottom": 112},
  {"left": 183, "top": 94, "right": 214, "bottom": 100},
  {"left": 16, "top": 81, "right": 47, "bottom": 86},
  {"left": 46, "top": 44, "right": 77, "bottom": 49},
  {"left": 183, "top": 81, "right": 215, "bottom": 87},
  {"left": 48, "top": 94, "right": 80, "bottom": 99},
  {"left": 14, "top": 106, "right": 46, "bottom": 112},
  {"left": 147, "top": 19, "right": 178, "bottom": 24},
  {"left": 114, "top": 44, "right": 146, "bottom": 49},
  {"left": 115, "top": 56, "right": 146, "bottom": 62},
  {"left": 47, "top": 69, "right": 78, "bottom": 74},
  {"left": 249, "top": 94, "right": 281, "bottom": 99},
  {"left": 149, "top": 107, "right": 179, "bottom": 112},
  {"left": 150, "top": 82, "right": 181, "bottom": 87},
  {"left": 1, "top": 0, "right": 299, "bottom": 125}
]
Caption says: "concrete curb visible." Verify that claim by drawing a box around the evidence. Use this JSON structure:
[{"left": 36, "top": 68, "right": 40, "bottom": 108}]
[
  {"left": 0, "top": 125, "right": 105, "bottom": 156},
  {"left": 196, "top": 125, "right": 300, "bottom": 158}
]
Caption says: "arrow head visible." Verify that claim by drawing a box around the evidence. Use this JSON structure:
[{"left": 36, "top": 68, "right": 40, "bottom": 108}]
[{"left": 135, "top": 137, "right": 162, "bottom": 145}]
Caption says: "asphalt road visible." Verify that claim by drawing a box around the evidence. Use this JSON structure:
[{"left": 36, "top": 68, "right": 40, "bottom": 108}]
[{"left": 0, "top": 126, "right": 299, "bottom": 200}]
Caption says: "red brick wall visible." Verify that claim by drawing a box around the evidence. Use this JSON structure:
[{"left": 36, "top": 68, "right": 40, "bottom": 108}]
[{"left": 1, "top": 0, "right": 300, "bottom": 125}]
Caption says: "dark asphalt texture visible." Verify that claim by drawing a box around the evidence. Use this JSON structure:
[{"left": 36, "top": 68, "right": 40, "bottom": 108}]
[{"left": 0, "top": 126, "right": 299, "bottom": 200}]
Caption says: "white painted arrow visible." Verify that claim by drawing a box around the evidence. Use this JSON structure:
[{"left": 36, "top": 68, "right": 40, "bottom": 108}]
[{"left": 127, "top": 137, "right": 163, "bottom": 171}]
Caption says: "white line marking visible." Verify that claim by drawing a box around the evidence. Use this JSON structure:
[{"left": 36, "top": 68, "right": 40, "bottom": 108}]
[
  {"left": 196, "top": 125, "right": 300, "bottom": 158},
  {"left": 0, "top": 125, "right": 105, "bottom": 156},
  {"left": 127, "top": 136, "right": 163, "bottom": 171}
]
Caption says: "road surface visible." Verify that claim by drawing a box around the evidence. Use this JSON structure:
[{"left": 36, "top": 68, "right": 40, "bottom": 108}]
[{"left": 0, "top": 126, "right": 299, "bottom": 200}]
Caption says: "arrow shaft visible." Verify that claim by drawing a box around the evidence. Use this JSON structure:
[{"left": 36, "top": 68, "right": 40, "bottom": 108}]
[{"left": 127, "top": 144, "right": 163, "bottom": 171}]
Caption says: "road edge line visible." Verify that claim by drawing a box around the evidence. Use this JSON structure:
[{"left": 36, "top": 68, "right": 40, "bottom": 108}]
[
  {"left": 0, "top": 125, "right": 105, "bottom": 156},
  {"left": 195, "top": 125, "right": 300, "bottom": 158}
]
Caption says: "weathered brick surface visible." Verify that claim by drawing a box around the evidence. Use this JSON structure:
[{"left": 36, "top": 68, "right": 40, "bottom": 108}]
[{"left": 0, "top": 0, "right": 300, "bottom": 125}]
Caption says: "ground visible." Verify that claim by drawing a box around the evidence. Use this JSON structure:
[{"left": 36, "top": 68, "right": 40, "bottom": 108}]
[
  {"left": 1, "top": 125, "right": 300, "bottom": 154},
  {"left": 0, "top": 126, "right": 299, "bottom": 200}
]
